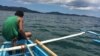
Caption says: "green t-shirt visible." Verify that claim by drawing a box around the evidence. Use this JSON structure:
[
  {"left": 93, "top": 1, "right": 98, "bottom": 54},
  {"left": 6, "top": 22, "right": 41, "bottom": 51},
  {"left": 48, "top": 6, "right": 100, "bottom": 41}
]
[{"left": 2, "top": 16, "right": 19, "bottom": 41}]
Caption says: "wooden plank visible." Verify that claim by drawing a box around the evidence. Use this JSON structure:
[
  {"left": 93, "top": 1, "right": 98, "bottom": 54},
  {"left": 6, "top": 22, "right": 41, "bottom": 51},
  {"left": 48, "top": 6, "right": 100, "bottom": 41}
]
[{"left": 35, "top": 39, "right": 57, "bottom": 56}]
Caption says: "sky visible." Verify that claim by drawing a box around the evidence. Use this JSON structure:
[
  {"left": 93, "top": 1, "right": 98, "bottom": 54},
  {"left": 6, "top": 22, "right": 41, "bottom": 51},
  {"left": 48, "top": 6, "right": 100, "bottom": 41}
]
[{"left": 0, "top": 0, "right": 100, "bottom": 17}]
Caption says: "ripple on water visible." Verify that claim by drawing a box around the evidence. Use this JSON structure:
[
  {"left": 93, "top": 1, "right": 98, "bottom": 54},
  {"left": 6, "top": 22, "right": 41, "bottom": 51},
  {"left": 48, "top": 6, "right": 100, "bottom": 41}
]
[{"left": 0, "top": 11, "right": 100, "bottom": 56}]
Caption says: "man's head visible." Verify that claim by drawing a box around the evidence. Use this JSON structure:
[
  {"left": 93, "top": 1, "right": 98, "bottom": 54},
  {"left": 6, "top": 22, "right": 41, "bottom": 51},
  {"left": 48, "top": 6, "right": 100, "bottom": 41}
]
[{"left": 15, "top": 10, "right": 24, "bottom": 17}]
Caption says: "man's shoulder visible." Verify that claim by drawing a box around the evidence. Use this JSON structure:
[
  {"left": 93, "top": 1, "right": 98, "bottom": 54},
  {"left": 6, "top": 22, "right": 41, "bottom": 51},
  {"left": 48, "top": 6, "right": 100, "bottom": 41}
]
[
  {"left": 18, "top": 17, "right": 23, "bottom": 22},
  {"left": 7, "top": 16, "right": 18, "bottom": 19}
]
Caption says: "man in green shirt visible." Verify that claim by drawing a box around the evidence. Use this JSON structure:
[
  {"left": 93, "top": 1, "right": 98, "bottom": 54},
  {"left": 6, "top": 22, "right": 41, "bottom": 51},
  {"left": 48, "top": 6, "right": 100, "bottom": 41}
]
[{"left": 2, "top": 11, "right": 32, "bottom": 42}]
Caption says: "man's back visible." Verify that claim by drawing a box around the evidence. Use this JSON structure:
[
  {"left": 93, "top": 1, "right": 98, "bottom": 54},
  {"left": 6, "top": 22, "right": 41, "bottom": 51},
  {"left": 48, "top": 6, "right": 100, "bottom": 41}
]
[{"left": 2, "top": 16, "right": 19, "bottom": 41}]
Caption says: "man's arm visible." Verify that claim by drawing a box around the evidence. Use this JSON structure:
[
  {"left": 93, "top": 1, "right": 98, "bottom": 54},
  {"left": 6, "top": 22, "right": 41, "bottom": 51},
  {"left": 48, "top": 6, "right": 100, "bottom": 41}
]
[{"left": 18, "top": 17, "right": 26, "bottom": 38}]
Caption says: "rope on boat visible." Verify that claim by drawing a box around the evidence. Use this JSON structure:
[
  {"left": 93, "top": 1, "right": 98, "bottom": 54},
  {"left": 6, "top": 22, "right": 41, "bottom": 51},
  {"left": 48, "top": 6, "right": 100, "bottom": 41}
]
[
  {"left": 25, "top": 44, "right": 34, "bottom": 56},
  {"left": 0, "top": 32, "right": 85, "bottom": 51}
]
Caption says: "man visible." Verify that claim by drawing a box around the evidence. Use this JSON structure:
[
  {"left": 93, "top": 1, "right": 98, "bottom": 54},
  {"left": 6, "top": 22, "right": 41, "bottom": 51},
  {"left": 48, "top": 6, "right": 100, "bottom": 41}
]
[{"left": 2, "top": 10, "right": 32, "bottom": 42}]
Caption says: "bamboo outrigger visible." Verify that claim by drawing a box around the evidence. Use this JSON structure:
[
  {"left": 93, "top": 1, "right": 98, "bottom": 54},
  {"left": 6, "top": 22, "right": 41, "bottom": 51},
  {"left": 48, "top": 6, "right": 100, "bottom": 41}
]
[{"left": 2, "top": 31, "right": 98, "bottom": 56}]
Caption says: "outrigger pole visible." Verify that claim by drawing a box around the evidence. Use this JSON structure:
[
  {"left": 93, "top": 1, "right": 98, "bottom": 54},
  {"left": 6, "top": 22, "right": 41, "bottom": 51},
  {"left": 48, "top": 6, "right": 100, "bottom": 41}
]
[{"left": 0, "top": 32, "right": 85, "bottom": 51}]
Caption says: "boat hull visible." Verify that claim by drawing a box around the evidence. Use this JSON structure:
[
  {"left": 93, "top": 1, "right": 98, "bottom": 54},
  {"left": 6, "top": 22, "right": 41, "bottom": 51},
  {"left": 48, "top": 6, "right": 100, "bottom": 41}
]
[{"left": 0, "top": 40, "right": 49, "bottom": 56}]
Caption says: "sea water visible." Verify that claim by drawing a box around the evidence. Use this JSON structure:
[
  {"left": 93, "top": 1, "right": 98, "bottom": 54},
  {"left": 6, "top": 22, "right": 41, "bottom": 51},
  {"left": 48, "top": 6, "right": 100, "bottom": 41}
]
[{"left": 0, "top": 10, "right": 100, "bottom": 56}]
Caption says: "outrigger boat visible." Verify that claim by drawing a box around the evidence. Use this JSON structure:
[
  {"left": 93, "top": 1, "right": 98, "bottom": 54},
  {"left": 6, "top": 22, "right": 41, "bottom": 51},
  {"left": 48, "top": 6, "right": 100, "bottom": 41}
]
[
  {"left": 0, "top": 39, "right": 57, "bottom": 56},
  {"left": 0, "top": 31, "right": 99, "bottom": 56},
  {"left": 87, "top": 31, "right": 100, "bottom": 43}
]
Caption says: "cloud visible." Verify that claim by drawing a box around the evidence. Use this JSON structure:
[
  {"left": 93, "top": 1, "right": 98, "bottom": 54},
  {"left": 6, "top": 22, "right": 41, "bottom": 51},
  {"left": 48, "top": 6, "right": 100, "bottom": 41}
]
[
  {"left": 66, "top": 0, "right": 90, "bottom": 7},
  {"left": 85, "top": 0, "right": 99, "bottom": 4},
  {"left": 15, "top": 0, "right": 100, "bottom": 10},
  {"left": 39, "top": 0, "right": 75, "bottom": 4},
  {"left": 61, "top": 0, "right": 100, "bottom": 10},
  {"left": 15, "top": 0, "right": 75, "bottom": 4},
  {"left": 62, "top": 5, "right": 96, "bottom": 10},
  {"left": 16, "top": 0, "right": 32, "bottom": 4},
  {"left": 15, "top": 0, "right": 37, "bottom": 4}
]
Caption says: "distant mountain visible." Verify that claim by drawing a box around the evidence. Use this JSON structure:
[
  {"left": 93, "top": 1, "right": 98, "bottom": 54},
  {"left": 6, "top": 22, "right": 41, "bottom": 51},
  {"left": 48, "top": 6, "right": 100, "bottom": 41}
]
[
  {"left": 0, "top": 5, "right": 40, "bottom": 13},
  {"left": 46, "top": 12, "right": 66, "bottom": 15},
  {"left": 0, "top": 5, "right": 98, "bottom": 18},
  {"left": 46, "top": 12, "right": 81, "bottom": 16},
  {"left": 45, "top": 12, "right": 98, "bottom": 18}
]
